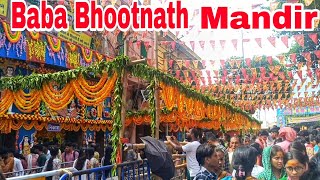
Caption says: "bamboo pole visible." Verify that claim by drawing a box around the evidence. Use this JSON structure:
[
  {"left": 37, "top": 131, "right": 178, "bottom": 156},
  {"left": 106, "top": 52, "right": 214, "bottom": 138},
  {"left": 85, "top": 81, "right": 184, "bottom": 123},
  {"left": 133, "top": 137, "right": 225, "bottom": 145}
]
[{"left": 154, "top": 31, "right": 160, "bottom": 139}]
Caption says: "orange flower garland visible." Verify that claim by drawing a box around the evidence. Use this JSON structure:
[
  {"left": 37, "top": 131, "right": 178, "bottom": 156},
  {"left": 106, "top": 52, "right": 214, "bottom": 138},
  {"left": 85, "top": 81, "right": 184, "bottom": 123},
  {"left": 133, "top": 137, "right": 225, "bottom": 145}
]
[
  {"left": 95, "top": 52, "right": 104, "bottom": 61},
  {"left": 67, "top": 42, "right": 77, "bottom": 51},
  {"left": 81, "top": 47, "right": 93, "bottom": 63},
  {"left": 29, "top": 31, "right": 40, "bottom": 40},
  {"left": 46, "top": 35, "right": 62, "bottom": 53},
  {"left": 2, "top": 22, "right": 22, "bottom": 43}
]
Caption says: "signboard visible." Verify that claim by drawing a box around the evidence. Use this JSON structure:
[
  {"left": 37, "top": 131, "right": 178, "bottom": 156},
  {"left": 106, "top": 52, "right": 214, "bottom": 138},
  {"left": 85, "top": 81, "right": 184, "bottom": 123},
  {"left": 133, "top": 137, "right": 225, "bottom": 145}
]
[
  {"left": 287, "top": 114, "right": 320, "bottom": 124},
  {"left": 57, "top": 12, "right": 92, "bottom": 48},
  {"left": 47, "top": 123, "right": 61, "bottom": 132},
  {"left": 0, "top": 0, "right": 8, "bottom": 18}
]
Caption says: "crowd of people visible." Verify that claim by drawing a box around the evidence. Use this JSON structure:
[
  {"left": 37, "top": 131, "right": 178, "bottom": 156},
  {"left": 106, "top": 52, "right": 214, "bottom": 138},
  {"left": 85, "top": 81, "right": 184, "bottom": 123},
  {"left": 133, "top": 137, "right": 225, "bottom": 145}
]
[
  {"left": 0, "top": 139, "right": 114, "bottom": 180},
  {"left": 167, "top": 126, "right": 320, "bottom": 180}
]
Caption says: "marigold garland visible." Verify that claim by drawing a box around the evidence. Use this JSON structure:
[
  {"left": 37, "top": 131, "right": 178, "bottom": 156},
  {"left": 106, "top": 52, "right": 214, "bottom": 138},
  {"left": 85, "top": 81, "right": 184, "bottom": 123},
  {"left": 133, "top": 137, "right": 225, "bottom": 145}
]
[
  {"left": 29, "top": 31, "right": 40, "bottom": 40},
  {"left": 81, "top": 47, "right": 93, "bottom": 63},
  {"left": 2, "top": 22, "right": 22, "bottom": 43},
  {"left": 95, "top": 52, "right": 104, "bottom": 61},
  {"left": 67, "top": 42, "right": 77, "bottom": 51},
  {"left": 46, "top": 35, "right": 62, "bottom": 53}
]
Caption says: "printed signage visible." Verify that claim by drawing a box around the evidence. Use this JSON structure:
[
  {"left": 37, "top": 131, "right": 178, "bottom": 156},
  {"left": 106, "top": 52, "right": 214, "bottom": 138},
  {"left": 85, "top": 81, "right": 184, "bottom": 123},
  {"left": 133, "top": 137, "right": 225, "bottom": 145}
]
[{"left": 47, "top": 123, "right": 61, "bottom": 132}]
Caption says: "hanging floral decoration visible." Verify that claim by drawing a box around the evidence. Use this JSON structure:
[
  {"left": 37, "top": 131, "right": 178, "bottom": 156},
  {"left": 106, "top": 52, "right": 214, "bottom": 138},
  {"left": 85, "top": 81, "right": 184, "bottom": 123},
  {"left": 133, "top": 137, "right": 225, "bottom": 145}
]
[
  {"left": 2, "top": 22, "right": 22, "bottom": 43},
  {"left": 28, "top": 31, "right": 40, "bottom": 40},
  {"left": 81, "top": 47, "right": 93, "bottom": 63},
  {"left": 67, "top": 42, "right": 77, "bottom": 51},
  {"left": 95, "top": 52, "right": 104, "bottom": 61},
  {"left": 46, "top": 35, "right": 62, "bottom": 53}
]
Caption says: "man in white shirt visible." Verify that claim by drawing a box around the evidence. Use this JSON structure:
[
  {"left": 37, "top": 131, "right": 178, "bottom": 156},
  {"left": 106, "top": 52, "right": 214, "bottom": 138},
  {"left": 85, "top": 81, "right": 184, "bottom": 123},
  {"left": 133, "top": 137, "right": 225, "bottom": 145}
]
[
  {"left": 13, "top": 157, "right": 24, "bottom": 176},
  {"left": 167, "top": 128, "right": 201, "bottom": 180}
]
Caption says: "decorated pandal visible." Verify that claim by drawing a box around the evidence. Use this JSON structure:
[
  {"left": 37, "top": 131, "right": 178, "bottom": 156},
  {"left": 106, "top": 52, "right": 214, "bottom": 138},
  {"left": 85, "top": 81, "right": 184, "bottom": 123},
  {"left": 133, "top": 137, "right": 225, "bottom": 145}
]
[{"left": 0, "top": 20, "right": 260, "bottom": 162}]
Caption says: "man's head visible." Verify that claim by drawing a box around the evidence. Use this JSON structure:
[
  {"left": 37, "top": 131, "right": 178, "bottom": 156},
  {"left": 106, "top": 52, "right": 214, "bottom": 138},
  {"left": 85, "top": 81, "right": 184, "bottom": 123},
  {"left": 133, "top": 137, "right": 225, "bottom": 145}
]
[
  {"left": 196, "top": 143, "right": 219, "bottom": 173},
  {"left": 229, "top": 136, "right": 240, "bottom": 150},
  {"left": 270, "top": 128, "right": 279, "bottom": 140},
  {"left": 186, "top": 128, "right": 201, "bottom": 142},
  {"left": 258, "top": 130, "right": 269, "bottom": 142},
  {"left": 6, "top": 66, "right": 14, "bottom": 77},
  {"left": 64, "top": 142, "right": 74, "bottom": 153},
  {"left": 206, "top": 132, "right": 220, "bottom": 146},
  {"left": 216, "top": 147, "right": 225, "bottom": 172}
]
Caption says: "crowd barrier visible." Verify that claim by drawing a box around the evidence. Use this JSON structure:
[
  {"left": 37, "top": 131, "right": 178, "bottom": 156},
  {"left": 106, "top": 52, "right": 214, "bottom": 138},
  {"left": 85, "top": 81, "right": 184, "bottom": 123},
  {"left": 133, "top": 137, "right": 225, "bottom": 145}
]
[
  {"left": 3, "top": 161, "right": 74, "bottom": 178},
  {"left": 7, "top": 168, "right": 76, "bottom": 180},
  {"left": 59, "top": 160, "right": 151, "bottom": 180}
]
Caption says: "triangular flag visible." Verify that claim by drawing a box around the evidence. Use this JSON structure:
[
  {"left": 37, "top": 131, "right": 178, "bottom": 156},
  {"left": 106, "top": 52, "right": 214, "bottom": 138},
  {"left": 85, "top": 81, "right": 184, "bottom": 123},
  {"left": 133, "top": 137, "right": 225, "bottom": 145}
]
[
  {"left": 302, "top": 52, "right": 311, "bottom": 62},
  {"left": 267, "top": 56, "right": 273, "bottom": 65},
  {"left": 277, "top": 55, "right": 285, "bottom": 64},
  {"left": 169, "top": 59, "right": 174, "bottom": 68},
  {"left": 267, "top": 37, "right": 276, "bottom": 47},
  {"left": 175, "top": 31, "right": 180, "bottom": 37},
  {"left": 308, "top": 33, "right": 318, "bottom": 44},
  {"left": 231, "top": 39, "right": 238, "bottom": 50},
  {"left": 185, "top": 60, "right": 190, "bottom": 68},
  {"left": 220, "top": 60, "right": 226, "bottom": 68},
  {"left": 171, "top": 41, "right": 176, "bottom": 49},
  {"left": 209, "top": 40, "right": 215, "bottom": 50},
  {"left": 176, "top": 60, "right": 183, "bottom": 69},
  {"left": 229, "top": 60, "right": 236, "bottom": 68},
  {"left": 236, "top": 59, "right": 242, "bottom": 68},
  {"left": 314, "top": 50, "right": 320, "bottom": 59},
  {"left": 281, "top": 36, "right": 289, "bottom": 48},
  {"left": 293, "top": 34, "right": 304, "bottom": 47},
  {"left": 246, "top": 58, "right": 251, "bottom": 67},
  {"left": 255, "top": 38, "right": 262, "bottom": 48},
  {"left": 304, "top": 0, "right": 314, "bottom": 6},
  {"left": 270, "top": 2, "right": 280, "bottom": 11},
  {"left": 190, "top": 41, "right": 195, "bottom": 51},
  {"left": 290, "top": 53, "right": 297, "bottom": 64},
  {"left": 220, "top": 40, "right": 226, "bottom": 50},
  {"left": 199, "top": 41, "right": 205, "bottom": 50}
]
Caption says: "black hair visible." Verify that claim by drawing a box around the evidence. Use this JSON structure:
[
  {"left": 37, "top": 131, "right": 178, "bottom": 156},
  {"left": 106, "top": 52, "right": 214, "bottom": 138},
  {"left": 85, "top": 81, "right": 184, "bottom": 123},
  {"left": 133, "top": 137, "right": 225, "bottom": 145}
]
[
  {"left": 270, "top": 145, "right": 284, "bottom": 160},
  {"left": 232, "top": 146, "right": 258, "bottom": 180},
  {"left": 196, "top": 143, "right": 217, "bottom": 166},
  {"left": 270, "top": 128, "right": 279, "bottom": 133},
  {"left": 46, "top": 147, "right": 59, "bottom": 172},
  {"left": 191, "top": 128, "right": 201, "bottom": 140},
  {"left": 284, "top": 149, "right": 308, "bottom": 168},
  {"left": 289, "top": 141, "right": 307, "bottom": 156},
  {"left": 294, "top": 136, "right": 307, "bottom": 145},
  {"left": 307, "top": 152, "right": 320, "bottom": 180},
  {"left": 316, "top": 135, "right": 320, "bottom": 144},
  {"left": 298, "top": 130, "right": 309, "bottom": 137},
  {"left": 310, "top": 135, "right": 316, "bottom": 143},
  {"left": 75, "top": 148, "right": 88, "bottom": 170},
  {"left": 250, "top": 142, "right": 263, "bottom": 156},
  {"left": 206, "top": 132, "right": 218, "bottom": 142},
  {"left": 87, "top": 148, "right": 95, "bottom": 159},
  {"left": 34, "top": 144, "right": 44, "bottom": 152},
  {"left": 259, "top": 130, "right": 269, "bottom": 137},
  {"left": 311, "top": 129, "right": 318, "bottom": 136}
]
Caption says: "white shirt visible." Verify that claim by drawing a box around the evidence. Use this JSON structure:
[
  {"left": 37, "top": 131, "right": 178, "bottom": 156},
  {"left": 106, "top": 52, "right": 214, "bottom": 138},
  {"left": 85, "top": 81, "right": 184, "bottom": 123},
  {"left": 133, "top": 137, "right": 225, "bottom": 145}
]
[
  {"left": 252, "top": 165, "right": 264, "bottom": 178},
  {"left": 13, "top": 158, "right": 24, "bottom": 176},
  {"left": 182, "top": 141, "right": 201, "bottom": 177}
]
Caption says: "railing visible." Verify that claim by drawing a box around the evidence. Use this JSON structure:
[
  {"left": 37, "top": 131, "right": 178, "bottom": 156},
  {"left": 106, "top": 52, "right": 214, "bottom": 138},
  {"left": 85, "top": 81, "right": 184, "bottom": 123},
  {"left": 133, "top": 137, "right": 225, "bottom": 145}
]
[
  {"left": 59, "top": 160, "right": 151, "bottom": 180},
  {"left": 3, "top": 161, "right": 74, "bottom": 178},
  {"left": 7, "top": 168, "right": 76, "bottom": 180},
  {"left": 171, "top": 154, "right": 187, "bottom": 180}
]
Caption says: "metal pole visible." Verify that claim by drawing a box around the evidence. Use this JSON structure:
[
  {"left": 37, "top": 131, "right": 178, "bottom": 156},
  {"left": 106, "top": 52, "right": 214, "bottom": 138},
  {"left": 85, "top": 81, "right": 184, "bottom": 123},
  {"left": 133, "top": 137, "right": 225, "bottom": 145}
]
[{"left": 154, "top": 31, "right": 160, "bottom": 139}]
